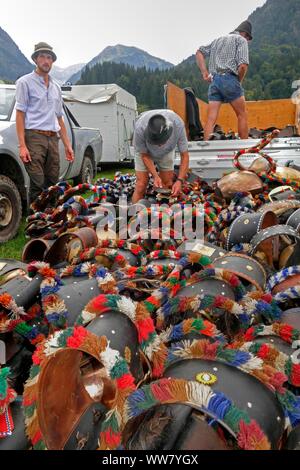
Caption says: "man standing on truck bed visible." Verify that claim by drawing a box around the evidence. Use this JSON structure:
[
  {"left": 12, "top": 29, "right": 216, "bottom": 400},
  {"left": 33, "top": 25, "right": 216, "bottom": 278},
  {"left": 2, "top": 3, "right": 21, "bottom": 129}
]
[
  {"left": 196, "top": 20, "right": 252, "bottom": 141},
  {"left": 16, "top": 42, "right": 74, "bottom": 205},
  {"left": 132, "top": 110, "right": 189, "bottom": 203}
]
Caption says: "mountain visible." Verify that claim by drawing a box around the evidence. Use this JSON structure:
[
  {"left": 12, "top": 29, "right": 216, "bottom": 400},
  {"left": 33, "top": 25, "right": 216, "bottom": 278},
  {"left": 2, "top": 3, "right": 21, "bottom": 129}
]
[
  {"left": 249, "top": 0, "right": 300, "bottom": 48},
  {"left": 51, "top": 63, "right": 85, "bottom": 84},
  {"left": 244, "top": 0, "right": 300, "bottom": 100},
  {"left": 0, "top": 27, "right": 33, "bottom": 81},
  {"left": 68, "top": 44, "right": 174, "bottom": 83},
  {"left": 78, "top": 0, "right": 300, "bottom": 109}
]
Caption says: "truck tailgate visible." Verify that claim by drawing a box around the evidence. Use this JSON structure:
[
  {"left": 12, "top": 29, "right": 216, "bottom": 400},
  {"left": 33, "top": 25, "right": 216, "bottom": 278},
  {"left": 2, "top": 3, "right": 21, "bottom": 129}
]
[{"left": 175, "top": 137, "right": 300, "bottom": 183}]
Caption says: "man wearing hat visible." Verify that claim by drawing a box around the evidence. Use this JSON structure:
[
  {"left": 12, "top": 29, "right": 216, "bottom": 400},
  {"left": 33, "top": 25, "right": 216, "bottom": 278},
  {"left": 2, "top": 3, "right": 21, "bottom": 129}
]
[
  {"left": 196, "top": 20, "right": 253, "bottom": 140},
  {"left": 15, "top": 42, "right": 74, "bottom": 205},
  {"left": 131, "top": 110, "right": 189, "bottom": 203}
]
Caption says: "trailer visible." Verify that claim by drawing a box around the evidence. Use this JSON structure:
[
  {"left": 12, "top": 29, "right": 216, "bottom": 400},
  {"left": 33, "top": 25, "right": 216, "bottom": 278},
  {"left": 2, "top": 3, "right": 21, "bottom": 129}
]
[
  {"left": 63, "top": 84, "right": 137, "bottom": 164},
  {"left": 166, "top": 82, "right": 300, "bottom": 184}
]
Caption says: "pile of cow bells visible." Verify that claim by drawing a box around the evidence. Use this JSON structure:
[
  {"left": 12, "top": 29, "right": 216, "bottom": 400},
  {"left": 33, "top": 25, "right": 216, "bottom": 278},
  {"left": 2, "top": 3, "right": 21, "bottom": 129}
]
[{"left": 2, "top": 130, "right": 300, "bottom": 451}]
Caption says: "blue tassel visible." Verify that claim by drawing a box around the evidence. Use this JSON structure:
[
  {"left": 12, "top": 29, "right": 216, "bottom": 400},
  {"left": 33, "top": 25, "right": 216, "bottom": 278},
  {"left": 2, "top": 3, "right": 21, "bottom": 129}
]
[
  {"left": 169, "top": 324, "right": 184, "bottom": 342},
  {"left": 126, "top": 389, "right": 148, "bottom": 418},
  {"left": 229, "top": 350, "right": 252, "bottom": 367},
  {"left": 239, "top": 313, "right": 250, "bottom": 327},
  {"left": 207, "top": 392, "right": 232, "bottom": 420},
  {"left": 96, "top": 267, "right": 109, "bottom": 279}
]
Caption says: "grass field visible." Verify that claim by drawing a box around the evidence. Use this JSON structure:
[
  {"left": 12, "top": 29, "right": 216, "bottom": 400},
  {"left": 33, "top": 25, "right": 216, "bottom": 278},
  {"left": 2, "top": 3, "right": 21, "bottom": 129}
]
[{"left": 0, "top": 166, "right": 133, "bottom": 261}]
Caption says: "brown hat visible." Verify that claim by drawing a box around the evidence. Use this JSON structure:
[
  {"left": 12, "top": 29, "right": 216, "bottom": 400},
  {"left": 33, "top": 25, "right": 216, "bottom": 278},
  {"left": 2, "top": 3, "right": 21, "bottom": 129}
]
[{"left": 31, "top": 42, "right": 57, "bottom": 62}]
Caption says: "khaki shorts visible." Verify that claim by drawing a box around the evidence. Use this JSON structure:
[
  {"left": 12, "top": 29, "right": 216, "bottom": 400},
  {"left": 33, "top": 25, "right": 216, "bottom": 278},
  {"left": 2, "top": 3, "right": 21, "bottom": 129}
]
[{"left": 135, "top": 150, "right": 175, "bottom": 172}]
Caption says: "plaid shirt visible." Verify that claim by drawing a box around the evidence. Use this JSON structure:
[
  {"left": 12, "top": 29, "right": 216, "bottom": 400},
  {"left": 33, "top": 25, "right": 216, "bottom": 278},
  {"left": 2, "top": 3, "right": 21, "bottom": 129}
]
[{"left": 198, "top": 32, "right": 249, "bottom": 76}]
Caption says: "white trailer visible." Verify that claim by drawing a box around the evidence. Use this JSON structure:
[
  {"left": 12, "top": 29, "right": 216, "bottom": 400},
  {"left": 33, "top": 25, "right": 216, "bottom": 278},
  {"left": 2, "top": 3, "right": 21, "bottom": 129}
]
[{"left": 63, "top": 84, "right": 137, "bottom": 163}]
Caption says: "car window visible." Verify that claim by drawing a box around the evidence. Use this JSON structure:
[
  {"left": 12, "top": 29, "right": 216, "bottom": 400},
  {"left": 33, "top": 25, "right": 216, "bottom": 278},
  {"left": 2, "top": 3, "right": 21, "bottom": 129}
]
[{"left": 0, "top": 88, "right": 15, "bottom": 120}]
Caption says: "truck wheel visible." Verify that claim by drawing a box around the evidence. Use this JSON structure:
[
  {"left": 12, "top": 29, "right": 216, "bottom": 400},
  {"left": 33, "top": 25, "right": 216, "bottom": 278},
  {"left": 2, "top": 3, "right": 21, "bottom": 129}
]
[
  {"left": 74, "top": 155, "right": 94, "bottom": 185},
  {"left": 0, "top": 175, "right": 22, "bottom": 243}
]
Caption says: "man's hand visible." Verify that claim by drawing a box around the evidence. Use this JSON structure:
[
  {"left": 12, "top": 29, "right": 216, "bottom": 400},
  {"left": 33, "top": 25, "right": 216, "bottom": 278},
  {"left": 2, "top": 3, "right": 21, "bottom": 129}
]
[
  {"left": 65, "top": 144, "right": 74, "bottom": 162},
  {"left": 153, "top": 175, "right": 163, "bottom": 188},
  {"left": 202, "top": 71, "right": 212, "bottom": 83},
  {"left": 19, "top": 145, "right": 31, "bottom": 163},
  {"left": 171, "top": 180, "right": 182, "bottom": 197}
]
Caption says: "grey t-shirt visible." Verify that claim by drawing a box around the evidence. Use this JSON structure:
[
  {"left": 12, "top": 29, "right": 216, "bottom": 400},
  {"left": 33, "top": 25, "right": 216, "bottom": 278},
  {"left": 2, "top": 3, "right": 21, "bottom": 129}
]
[{"left": 133, "top": 109, "right": 188, "bottom": 158}]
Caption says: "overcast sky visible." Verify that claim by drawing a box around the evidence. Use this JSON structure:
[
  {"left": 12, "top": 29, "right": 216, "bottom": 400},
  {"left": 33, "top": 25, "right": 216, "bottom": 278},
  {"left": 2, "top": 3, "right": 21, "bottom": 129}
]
[{"left": 1, "top": 0, "right": 266, "bottom": 68}]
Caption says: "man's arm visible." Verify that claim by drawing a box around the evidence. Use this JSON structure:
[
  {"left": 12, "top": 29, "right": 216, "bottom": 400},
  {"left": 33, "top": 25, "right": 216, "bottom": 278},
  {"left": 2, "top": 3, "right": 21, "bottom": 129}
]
[
  {"left": 16, "top": 110, "right": 31, "bottom": 163},
  {"left": 196, "top": 50, "right": 212, "bottom": 83},
  {"left": 238, "top": 63, "right": 248, "bottom": 83},
  {"left": 178, "top": 151, "right": 189, "bottom": 180},
  {"left": 57, "top": 116, "right": 74, "bottom": 162},
  {"left": 15, "top": 80, "right": 31, "bottom": 163},
  {"left": 171, "top": 151, "right": 189, "bottom": 197},
  {"left": 236, "top": 37, "right": 249, "bottom": 83},
  {"left": 140, "top": 153, "right": 163, "bottom": 188}
]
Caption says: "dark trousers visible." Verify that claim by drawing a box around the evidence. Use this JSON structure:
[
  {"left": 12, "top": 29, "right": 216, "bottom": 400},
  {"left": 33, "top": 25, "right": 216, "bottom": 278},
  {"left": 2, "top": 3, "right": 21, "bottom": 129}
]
[{"left": 24, "top": 130, "right": 60, "bottom": 204}]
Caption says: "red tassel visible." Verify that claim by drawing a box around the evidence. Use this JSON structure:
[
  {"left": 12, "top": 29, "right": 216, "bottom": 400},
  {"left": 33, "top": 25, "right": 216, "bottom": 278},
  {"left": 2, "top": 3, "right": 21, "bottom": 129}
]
[
  {"left": 116, "top": 373, "right": 136, "bottom": 390},
  {"left": 256, "top": 344, "right": 270, "bottom": 359},
  {"left": 90, "top": 295, "right": 110, "bottom": 312},
  {"left": 279, "top": 324, "right": 293, "bottom": 343},
  {"left": 291, "top": 364, "right": 300, "bottom": 387},
  {"left": 244, "top": 327, "right": 255, "bottom": 341},
  {"left": 136, "top": 318, "right": 155, "bottom": 343},
  {"left": 237, "top": 420, "right": 270, "bottom": 450},
  {"left": 66, "top": 326, "right": 88, "bottom": 349},
  {"left": 102, "top": 429, "right": 121, "bottom": 447},
  {"left": 32, "top": 429, "right": 43, "bottom": 446},
  {"left": 0, "top": 407, "right": 14, "bottom": 438}
]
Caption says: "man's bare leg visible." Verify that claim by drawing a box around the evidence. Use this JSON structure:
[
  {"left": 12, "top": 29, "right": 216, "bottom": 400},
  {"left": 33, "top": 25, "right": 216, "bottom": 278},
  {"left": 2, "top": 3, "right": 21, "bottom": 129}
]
[
  {"left": 204, "top": 101, "right": 222, "bottom": 140},
  {"left": 230, "top": 96, "right": 248, "bottom": 139},
  {"left": 132, "top": 171, "right": 149, "bottom": 203}
]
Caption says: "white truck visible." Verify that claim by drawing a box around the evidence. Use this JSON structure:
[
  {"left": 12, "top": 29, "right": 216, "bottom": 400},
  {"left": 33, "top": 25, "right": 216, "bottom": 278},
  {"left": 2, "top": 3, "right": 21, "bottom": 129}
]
[
  {"left": 178, "top": 136, "right": 300, "bottom": 185},
  {"left": 0, "top": 84, "right": 103, "bottom": 242},
  {"left": 62, "top": 84, "right": 137, "bottom": 164},
  {"left": 166, "top": 82, "right": 300, "bottom": 183}
]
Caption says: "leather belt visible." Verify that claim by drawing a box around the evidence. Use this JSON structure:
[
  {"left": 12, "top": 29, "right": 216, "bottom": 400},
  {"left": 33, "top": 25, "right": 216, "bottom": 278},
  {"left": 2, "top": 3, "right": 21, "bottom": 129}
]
[{"left": 30, "top": 129, "right": 57, "bottom": 137}]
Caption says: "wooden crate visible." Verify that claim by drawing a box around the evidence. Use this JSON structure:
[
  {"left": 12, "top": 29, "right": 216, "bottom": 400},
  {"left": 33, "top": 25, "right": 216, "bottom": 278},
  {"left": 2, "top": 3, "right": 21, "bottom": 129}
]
[{"left": 166, "top": 81, "right": 297, "bottom": 134}]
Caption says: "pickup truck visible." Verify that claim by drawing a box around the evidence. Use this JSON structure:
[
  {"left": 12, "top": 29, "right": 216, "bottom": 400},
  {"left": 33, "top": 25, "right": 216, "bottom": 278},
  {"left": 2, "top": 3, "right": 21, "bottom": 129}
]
[
  {"left": 0, "top": 84, "right": 103, "bottom": 242},
  {"left": 167, "top": 82, "right": 300, "bottom": 184}
]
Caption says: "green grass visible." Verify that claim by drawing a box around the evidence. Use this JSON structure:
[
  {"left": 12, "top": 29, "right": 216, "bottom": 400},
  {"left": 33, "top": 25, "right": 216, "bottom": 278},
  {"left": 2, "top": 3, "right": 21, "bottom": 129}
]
[
  {"left": 0, "top": 166, "right": 134, "bottom": 261},
  {"left": 0, "top": 218, "right": 27, "bottom": 260}
]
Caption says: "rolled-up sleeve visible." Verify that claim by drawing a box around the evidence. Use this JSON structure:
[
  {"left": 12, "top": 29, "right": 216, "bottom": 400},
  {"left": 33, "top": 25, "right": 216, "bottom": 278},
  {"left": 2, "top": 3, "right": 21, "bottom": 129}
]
[
  {"left": 15, "top": 79, "right": 29, "bottom": 113},
  {"left": 133, "top": 128, "right": 148, "bottom": 154},
  {"left": 177, "top": 124, "right": 189, "bottom": 153},
  {"left": 236, "top": 37, "right": 249, "bottom": 66},
  {"left": 198, "top": 42, "right": 212, "bottom": 58}
]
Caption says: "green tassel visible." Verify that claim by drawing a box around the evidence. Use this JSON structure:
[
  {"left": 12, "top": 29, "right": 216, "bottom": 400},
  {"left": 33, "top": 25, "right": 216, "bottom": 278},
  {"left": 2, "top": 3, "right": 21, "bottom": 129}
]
[
  {"left": 24, "top": 404, "right": 35, "bottom": 418},
  {"left": 191, "top": 318, "right": 205, "bottom": 331},
  {"left": 57, "top": 328, "right": 73, "bottom": 347},
  {"left": 101, "top": 411, "right": 119, "bottom": 432},
  {"left": 137, "top": 385, "right": 157, "bottom": 411},
  {"left": 0, "top": 367, "right": 10, "bottom": 398},
  {"left": 217, "top": 347, "right": 238, "bottom": 364},
  {"left": 249, "top": 343, "right": 261, "bottom": 356},
  {"left": 144, "top": 300, "right": 159, "bottom": 313},
  {"left": 285, "top": 359, "right": 292, "bottom": 381},
  {"left": 110, "top": 359, "right": 129, "bottom": 379},
  {"left": 224, "top": 406, "right": 251, "bottom": 433},
  {"left": 34, "top": 440, "right": 47, "bottom": 450},
  {"left": 29, "top": 365, "right": 40, "bottom": 380}
]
